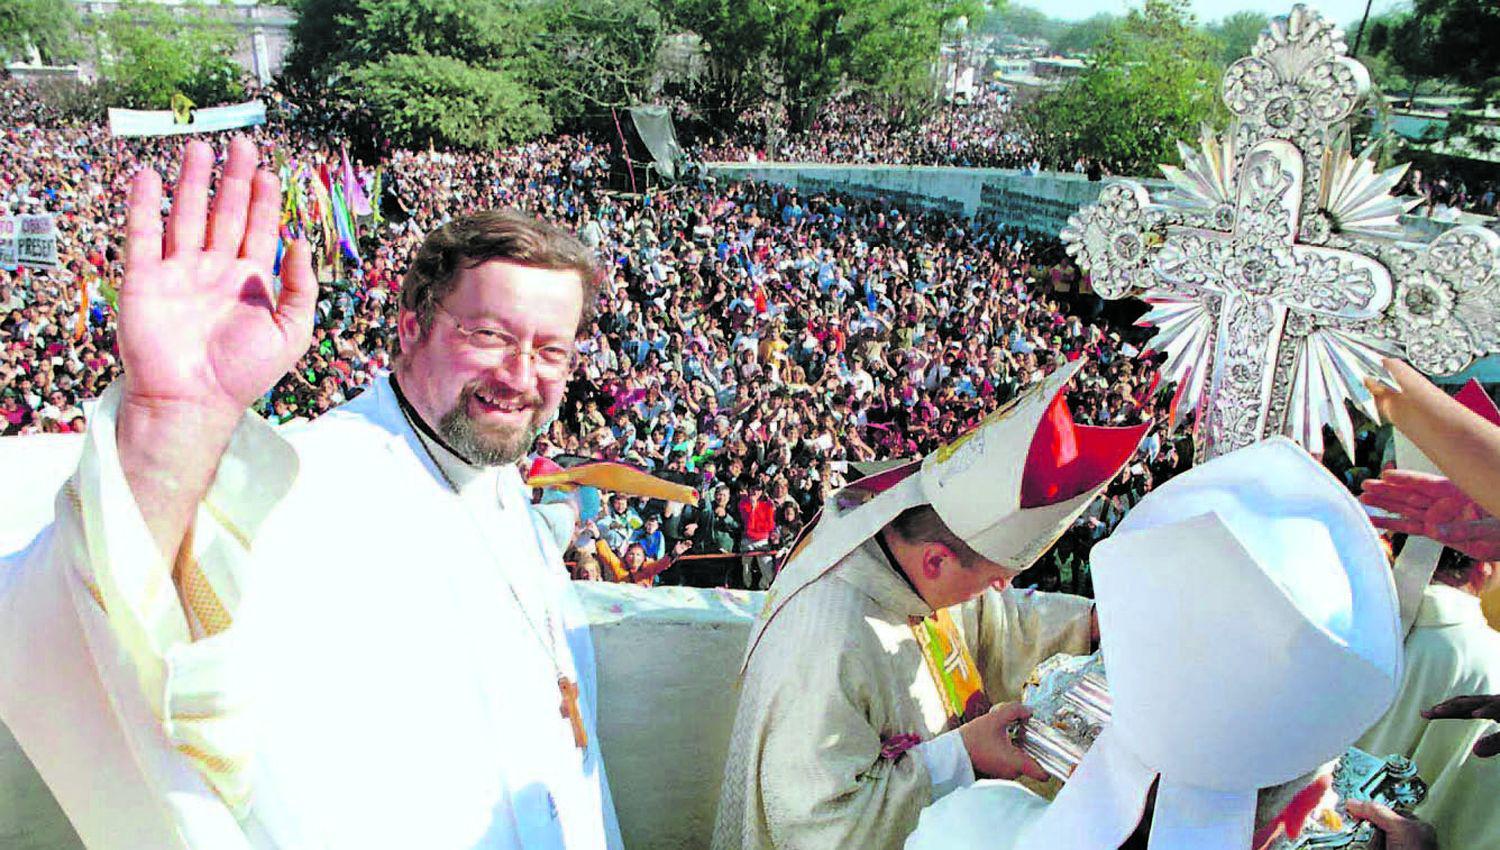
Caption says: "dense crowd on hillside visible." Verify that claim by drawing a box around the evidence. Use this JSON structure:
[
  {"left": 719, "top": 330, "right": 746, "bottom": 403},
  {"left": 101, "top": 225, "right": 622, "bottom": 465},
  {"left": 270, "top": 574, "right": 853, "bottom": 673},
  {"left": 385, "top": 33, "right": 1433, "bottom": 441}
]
[
  {"left": 696, "top": 87, "right": 1079, "bottom": 171},
  {"left": 0, "top": 77, "right": 1207, "bottom": 590},
  {"left": 700, "top": 86, "right": 1500, "bottom": 220}
]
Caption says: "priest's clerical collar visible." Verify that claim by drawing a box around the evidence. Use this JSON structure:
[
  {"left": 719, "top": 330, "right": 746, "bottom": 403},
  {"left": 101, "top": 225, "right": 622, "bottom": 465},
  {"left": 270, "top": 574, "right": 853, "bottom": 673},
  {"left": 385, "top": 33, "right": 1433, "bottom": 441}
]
[
  {"left": 872, "top": 527, "right": 929, "bottom": 606},
  {"left": 389, "top": 373, "right": 487, "bottom": 492}
]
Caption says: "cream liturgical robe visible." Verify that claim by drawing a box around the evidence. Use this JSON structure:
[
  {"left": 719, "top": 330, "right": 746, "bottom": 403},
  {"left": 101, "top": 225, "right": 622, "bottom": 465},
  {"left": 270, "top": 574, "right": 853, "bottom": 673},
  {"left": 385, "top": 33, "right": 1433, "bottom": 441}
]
[
  {"left": 712, "top": 540, "right": 1093, "bottom": 850},
  {"left": 1357, "top": 583, "right": 1500, "bottom": 850},
  {"left": 0, "top": 376, "right": 622, "bottom": 850}
]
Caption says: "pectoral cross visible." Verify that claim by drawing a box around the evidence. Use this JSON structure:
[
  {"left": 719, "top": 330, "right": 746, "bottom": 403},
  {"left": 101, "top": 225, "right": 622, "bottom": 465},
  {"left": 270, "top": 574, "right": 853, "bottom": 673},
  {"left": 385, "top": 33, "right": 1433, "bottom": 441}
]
[{"left": 558, "top": 676, "right": 588, "bottom": 749}]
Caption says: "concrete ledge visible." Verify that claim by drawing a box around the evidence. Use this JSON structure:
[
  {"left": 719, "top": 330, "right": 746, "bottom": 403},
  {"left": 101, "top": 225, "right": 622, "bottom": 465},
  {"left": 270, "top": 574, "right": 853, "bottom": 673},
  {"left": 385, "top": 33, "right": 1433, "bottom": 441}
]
[{"left": 581, "top": 583, "right": 760, "bottom": 849}]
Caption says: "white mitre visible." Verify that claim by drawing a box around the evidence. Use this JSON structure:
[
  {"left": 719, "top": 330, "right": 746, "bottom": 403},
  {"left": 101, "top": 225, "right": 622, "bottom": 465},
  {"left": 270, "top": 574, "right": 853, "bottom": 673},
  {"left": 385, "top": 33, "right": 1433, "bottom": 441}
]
[
  {"left": 907, "top": 437, "right": 1402, "bottom": 850},
  {"left": 747, "top": 358, "right": 1151, "bottom": 666}
]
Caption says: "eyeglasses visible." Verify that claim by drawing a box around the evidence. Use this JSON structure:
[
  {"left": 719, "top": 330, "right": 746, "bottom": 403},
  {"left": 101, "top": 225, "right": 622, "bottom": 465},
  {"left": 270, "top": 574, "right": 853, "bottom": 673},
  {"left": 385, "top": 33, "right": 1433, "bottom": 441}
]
[{"left": 435, "top": 305, "right": 576, "bottom": 380}]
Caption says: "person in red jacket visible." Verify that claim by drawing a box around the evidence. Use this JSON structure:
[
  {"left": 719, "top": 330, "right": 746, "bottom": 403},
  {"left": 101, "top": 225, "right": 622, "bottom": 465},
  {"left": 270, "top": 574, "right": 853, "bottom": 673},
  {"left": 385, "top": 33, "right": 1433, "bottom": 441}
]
[{"left": 738, "top": 479, "right": 777, "bottom": 589}]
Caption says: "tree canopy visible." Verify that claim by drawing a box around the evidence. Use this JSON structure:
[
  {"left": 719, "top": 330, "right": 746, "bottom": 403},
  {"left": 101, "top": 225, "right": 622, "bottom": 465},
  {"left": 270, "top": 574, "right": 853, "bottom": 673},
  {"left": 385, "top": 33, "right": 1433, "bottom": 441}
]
[
  {"left": 1207, "top": 11, "right": 1267, "bottom": 66},
  {"left": 91, "top": 0, "right": 244, "bottom": 110},
  {"left": 1021, "top": 0, "right": 1223, "bottom": 176},
  {"left": 0, "top": 0, "right": 79, "bottom": 64}
]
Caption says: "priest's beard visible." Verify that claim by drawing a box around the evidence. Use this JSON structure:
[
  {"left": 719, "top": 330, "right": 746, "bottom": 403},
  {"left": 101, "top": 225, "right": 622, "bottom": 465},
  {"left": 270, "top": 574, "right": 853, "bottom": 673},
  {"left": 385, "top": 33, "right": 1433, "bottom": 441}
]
[{"left": 438, "top": 383, "right": 548, "bottom": 467}]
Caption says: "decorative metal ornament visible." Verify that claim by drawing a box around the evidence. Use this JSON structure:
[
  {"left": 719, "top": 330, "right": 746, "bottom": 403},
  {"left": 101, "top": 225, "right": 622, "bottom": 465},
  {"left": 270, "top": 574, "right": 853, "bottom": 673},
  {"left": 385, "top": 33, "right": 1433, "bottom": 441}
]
[{"left": 1061, "top": 4, "right": 1500, "bottom": 459}]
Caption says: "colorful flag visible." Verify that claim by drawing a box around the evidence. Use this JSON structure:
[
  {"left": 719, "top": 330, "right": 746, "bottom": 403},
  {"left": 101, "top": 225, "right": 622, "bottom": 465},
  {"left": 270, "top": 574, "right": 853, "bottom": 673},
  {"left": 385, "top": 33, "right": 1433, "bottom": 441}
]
[
  {"left": 330, "top": 181, "right": 360, "bottom": 264},
  {"left": 340, "top": 145, "right": 372, "bottom": 216}
]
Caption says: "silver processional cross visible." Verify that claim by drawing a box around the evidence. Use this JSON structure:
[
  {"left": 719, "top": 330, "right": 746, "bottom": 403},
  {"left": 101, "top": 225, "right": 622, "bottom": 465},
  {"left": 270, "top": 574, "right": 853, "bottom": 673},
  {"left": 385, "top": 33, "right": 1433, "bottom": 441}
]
[{"left": 1062, "top": 4, "right": 1500, "bottom": 461}]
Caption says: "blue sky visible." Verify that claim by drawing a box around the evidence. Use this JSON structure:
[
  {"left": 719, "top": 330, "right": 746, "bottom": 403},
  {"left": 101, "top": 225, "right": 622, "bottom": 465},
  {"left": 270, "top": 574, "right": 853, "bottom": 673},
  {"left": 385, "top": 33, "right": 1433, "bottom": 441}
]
[{"left": 1042, "top": 0, "right": 1408, "bottom": 28}]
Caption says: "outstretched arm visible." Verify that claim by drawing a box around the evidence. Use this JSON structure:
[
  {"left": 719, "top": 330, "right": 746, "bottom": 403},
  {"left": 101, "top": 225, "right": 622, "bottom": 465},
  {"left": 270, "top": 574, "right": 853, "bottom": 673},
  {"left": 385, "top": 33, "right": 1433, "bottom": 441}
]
[{"left": 116, "top": 137, "right": 316, "bottom": 565}]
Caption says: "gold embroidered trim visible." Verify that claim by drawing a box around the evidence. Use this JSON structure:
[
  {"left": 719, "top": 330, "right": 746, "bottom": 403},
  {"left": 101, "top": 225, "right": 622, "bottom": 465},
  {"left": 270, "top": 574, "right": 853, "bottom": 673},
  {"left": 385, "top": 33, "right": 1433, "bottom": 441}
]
[
  {"left": 202, "top": 499, "right": 251, "bottom": 551},
  {"left": 84, "top": 580, "right": 105, "bottom": 611},
  {"left": 177, "top": 552, "right": 233, "bottom": 638},
  {"left": 175, "top": 742, "right": 241, "bottom": 775}
]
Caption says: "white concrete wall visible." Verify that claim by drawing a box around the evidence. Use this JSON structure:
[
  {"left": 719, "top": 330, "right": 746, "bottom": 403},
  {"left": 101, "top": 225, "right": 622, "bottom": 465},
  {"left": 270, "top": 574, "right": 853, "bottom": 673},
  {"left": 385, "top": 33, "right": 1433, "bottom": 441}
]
[
  {"left": 581, "top": 583, "right": 759, "bottom": 849},
  {"left": 706, "top": 161, "right": 1478, "bottom": 238},
  {"left": 707, "top": 161, "right": 1168, "bottom": 235}
]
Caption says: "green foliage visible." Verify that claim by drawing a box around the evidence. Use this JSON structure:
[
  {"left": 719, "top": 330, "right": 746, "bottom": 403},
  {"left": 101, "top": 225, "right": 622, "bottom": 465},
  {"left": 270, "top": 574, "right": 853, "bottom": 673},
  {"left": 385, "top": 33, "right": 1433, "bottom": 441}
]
[
  {"left": 1206, "top": 10, "right": 1267, "bottom": 66},
  {"left": 287, "top": 0, "right": 558, "bottom": 148},
  {"left": 526, "top": 0, "right": 668, "bottom": 120},
  {"left": 669, "top": 0, "right": 978, "bottom": 131},
  {"left": 1369, "top": 0, "right": 1500, "bottom": 107},
  {"left": 0, "top": 0, "right": 79, "bottom": 64},
  {"left": 286, "top": 0, "right": 534, "bottom": 82},
  {"left": 979, "top": 5, "right": 1065, "bottom": 43},
  {"left": 347, "top": 53, "right": 551, "bottom": 150},
  {"left": 92, "top": 0, "right": 244, "bottom": 109},
  {"left": 1022, "top": 0, "right": 1223, "bottom": 176},
  {"left": 1050, "top": 13, "right": 1116, "bottom": 55}
]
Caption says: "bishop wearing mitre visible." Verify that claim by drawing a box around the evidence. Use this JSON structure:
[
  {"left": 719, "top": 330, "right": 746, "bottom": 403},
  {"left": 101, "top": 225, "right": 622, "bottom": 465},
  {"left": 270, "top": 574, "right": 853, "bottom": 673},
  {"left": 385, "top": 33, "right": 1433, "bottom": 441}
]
[
  {"left": 712, "top": 358, "right": 1151, "bottom": 850},
  {"left": 906, "top": 437, "right": 1404, "bottom": 850}
]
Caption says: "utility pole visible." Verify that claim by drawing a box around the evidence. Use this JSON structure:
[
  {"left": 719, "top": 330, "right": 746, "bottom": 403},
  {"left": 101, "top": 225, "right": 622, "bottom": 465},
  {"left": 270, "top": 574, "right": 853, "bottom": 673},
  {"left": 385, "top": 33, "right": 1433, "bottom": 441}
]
[{"left": 1350, "top": 0, "right": 1375, "bottom": 57}]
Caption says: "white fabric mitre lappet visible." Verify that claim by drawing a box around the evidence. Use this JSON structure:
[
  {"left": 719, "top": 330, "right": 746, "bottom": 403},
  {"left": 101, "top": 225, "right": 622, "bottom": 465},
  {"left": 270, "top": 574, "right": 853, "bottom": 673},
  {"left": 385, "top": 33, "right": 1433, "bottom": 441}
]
[
  {"left": 1021, "top": 437, "right": 1403, "bottom": 850},
  {"left": 745, "top": 358, "right": 1151, "bottom": 667}
]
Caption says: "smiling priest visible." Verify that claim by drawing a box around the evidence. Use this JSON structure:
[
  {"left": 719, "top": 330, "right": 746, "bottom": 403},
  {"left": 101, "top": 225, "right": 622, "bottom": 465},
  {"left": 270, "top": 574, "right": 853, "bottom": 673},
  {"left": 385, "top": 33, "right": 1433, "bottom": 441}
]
[
  {"left": 711, "top": 359, "right": 1150, "bottom": 850},
  {"left": 0, "top": 139, "right": 619, "bottom": 850}
]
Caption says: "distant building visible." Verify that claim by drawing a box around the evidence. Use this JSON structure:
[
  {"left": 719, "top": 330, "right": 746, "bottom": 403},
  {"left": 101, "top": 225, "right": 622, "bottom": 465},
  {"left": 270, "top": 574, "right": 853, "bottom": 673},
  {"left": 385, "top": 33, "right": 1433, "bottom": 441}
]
[{"left": 7, "top": 1, "right": 295, "bottom": 86}]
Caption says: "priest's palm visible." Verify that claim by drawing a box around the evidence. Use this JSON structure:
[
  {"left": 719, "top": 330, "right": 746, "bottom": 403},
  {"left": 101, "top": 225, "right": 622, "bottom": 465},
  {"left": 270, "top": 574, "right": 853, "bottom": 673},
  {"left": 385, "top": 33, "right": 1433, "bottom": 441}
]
[{"left": 121, "top": 137, "right": 316, "bottom": 416}]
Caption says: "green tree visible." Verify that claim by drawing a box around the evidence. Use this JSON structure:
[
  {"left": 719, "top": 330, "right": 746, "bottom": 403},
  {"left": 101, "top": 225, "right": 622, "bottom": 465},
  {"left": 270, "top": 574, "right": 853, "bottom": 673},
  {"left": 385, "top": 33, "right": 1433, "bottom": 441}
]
[
  {"left": 348, "top": 53, "right": 551, "bottom": 149},
  {"left": 1369, "top": 1, "right": 1500, "bottom": 106},
  {"left": 1050, "top": 13, "right": 1116, "bottom": 55},
  {"left": 1022, "top": 0, "right": 1223, "bottom": 176},
  {"left": 526, "top": 0, "right": 669, "bottom": 122},
  {"left": 92, "top": 0, "right": 244, "bottom": 109},
  {"left": 1207, "top": 10, "right": 1267, "bottom": 65},
  {"left": 286, "top": 0, "right": 554, "bottom": 148},
  {"left": 0, "top": 0, "right": 79, "bottom": 64},
  {"left": 983, "top": 5, "right": 1065, "bottom": 43},
  {"left": 669, "top": 0, "right": 978, "bottom": 133}
]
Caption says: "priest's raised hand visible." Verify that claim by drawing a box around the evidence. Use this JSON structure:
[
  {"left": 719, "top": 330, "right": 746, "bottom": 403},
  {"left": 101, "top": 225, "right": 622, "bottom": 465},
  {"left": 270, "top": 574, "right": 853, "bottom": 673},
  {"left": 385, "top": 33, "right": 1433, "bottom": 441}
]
[{"left": 117, "top": 136, "right": 316, "bottom": 562}]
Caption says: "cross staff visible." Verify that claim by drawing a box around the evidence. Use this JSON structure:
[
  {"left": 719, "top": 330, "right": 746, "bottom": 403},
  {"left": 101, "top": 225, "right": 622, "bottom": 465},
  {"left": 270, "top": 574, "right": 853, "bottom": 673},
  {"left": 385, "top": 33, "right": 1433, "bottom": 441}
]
[{"left": 1061, "top": 4, "right": 1500, "bottom": 461}]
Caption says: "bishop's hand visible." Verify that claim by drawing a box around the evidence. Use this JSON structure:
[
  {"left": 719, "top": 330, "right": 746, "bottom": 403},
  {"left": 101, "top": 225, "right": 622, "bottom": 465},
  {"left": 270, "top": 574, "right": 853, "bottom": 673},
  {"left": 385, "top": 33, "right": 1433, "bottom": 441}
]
[
  {"left": 1359, "top": 470, "right": 1500, "bottom": 562},
  {"left": 120, "top": 136, "right": 316, "bottom": 422},
  {"left": 958, "top": 702, "right": 1049, "bottom": 782}
]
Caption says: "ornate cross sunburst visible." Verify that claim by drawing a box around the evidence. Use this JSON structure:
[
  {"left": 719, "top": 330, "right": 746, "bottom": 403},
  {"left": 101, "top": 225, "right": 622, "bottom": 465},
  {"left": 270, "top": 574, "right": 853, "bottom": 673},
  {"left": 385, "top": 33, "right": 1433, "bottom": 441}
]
[{"left": 1061, "top": 4, "right": 1500, "bottom": 460}]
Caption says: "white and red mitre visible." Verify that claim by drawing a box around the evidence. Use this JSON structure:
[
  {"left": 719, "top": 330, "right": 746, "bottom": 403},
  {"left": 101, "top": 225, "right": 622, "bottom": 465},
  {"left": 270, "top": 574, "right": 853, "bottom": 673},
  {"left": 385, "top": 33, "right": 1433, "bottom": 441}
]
[
  {"left": 1020, "top": 438, "right": 1402, "bottom": 850},
  {"left": 743, "top": 359, "right": 1151, "bottom": 670}
]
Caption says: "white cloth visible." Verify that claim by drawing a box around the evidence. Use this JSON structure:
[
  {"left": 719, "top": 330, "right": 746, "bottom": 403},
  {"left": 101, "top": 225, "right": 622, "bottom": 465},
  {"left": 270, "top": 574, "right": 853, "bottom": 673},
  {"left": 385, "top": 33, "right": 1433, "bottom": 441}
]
[
  {"left": 0, "top": 376, "right": 621, "bottom": 850},
  {"left": 906, "top": 779, "right": 1047, "bottom": 850}
]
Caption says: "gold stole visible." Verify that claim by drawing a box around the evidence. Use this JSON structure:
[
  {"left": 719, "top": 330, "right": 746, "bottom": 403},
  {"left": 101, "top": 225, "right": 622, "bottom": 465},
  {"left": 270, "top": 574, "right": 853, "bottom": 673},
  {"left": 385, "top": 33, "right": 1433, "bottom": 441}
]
[{"left": 911, "top": 608, "right": 992, "bottom": 726}]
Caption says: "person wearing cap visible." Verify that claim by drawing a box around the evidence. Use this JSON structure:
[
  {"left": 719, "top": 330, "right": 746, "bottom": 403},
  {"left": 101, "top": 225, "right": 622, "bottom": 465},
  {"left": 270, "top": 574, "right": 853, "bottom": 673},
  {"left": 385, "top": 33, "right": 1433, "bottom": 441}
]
[
  {"left": 904, "top": 437, "right": 1404, "bottom": 850},
  {"left": 712, "top": 361, "right": 1150, "bottom": 850}
]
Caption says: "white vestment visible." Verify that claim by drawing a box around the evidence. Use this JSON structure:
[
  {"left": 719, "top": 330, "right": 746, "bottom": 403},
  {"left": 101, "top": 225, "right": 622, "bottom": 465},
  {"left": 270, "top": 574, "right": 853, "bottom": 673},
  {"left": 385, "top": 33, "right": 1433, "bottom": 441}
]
[
  {"left": 1356, "top": 583, "right": 1500, "bottom": 850},
  {"left": 712, "top": 541, "right": 1094, "bottom": 850},
  {"left": 905, "top": 779, "right": 1045, "bottom": 850},
  {"left": 0, "top": 376, "right": 622, "bottom": 850}
]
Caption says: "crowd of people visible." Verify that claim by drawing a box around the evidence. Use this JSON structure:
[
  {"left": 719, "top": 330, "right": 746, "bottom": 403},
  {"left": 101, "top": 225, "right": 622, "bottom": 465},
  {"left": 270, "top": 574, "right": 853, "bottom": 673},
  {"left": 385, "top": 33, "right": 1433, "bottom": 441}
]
[
  {"left": 1400, "top": 163, "right": 1500, "bottom": 221},
  {"left": 696, "top": 87, "right": 1086, "bottom": 172},
  {"left": 699, "top": 86, "right": 1500, "bottom": 220},
  {"left": 1, "top": 76, "right": 1189, "bottom": 591}
]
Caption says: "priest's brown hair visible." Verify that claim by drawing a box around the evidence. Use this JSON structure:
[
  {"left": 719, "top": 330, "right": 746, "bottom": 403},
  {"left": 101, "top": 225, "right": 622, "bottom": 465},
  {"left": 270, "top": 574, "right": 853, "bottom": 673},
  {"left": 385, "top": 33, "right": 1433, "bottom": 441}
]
[{"left": 399, "top": 209, "right": 602, "bottom": 340}]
